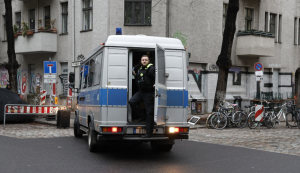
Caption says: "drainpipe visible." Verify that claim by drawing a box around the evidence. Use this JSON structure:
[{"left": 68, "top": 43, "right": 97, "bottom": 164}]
[
  {"left": 72, "top": 0, "right": 76, "bottom": 110},
  {"left": 166, "top": 0, "right": 169, "bottom": 37}
]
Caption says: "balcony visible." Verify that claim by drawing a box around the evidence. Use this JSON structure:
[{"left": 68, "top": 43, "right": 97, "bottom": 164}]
[
  {"left": 15, "top": 32, "right": 57, "bottom": 54},
  {"left": 236, "top": 31, "right": 275, "bottom": 57}
]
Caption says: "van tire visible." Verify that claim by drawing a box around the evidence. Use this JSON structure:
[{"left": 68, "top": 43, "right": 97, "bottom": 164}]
[
  {"left": 150, "top": 142, "right": 173, "bottom": 152},
  {"left": 88, "top": 122, "right": 98, "bottom": 152},
  {"left": 74, "top": 117, "right": 83, "bottom": 137}
]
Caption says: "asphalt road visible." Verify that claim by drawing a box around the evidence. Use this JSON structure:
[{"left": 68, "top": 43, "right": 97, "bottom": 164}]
[{"left": 0, "top": 135, "right": 300, "bottom": 173}]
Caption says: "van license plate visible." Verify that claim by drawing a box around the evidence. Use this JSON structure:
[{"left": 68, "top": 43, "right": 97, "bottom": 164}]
[{"left": 134, "top": 129, "right": 156, "bottom": 134}]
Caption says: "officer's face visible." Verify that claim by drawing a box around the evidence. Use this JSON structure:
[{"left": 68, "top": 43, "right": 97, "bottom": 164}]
[{"left": 141, "top": 57, "right": 149, "bottom": 66}]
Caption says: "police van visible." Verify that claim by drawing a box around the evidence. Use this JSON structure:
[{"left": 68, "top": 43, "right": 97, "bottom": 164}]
[{"left": 72, "top": 35, "right": 189, "bottom": 152}]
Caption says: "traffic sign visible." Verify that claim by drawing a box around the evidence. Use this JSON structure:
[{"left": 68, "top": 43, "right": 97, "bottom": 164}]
[
  {"left": 255, "top": 71, "right": 263, "bottom": 76},
  {"left": 44, "top": 75, "right": 56, "bottom": 79},
  {"left": 256, "top": 76, "right": 264, "bottom": 81},
  {"left": 44, "top": 61, "right": 57, "bottom": 74},
  {"left": 44, "top": 79, "right": 56, "bottom": 83},
  {"left": 254, "top": 62, "right": 263, "bottom": 71}
]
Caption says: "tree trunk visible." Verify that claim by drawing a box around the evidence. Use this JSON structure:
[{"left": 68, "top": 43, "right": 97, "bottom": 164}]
[
  {"left": 213, "top": 0, "right": 239, "bottom": 111},
  {"left": 4, "top": 0, "right": 19, "bottom": 94}
]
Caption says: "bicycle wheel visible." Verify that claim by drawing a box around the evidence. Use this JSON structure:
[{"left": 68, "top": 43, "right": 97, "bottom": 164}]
[
  {"left": 235, "top": 112, "right": 247, "bottom": 128},
  {"left": 206, "top": 113, "right": 215, "bottom": 129},
  {"left": 264, "top": 113, "right": 275, "bottom": 129},
  {"left": 286, "top": 112, "right": 298, "bottom": 128},
  {"left": 211, "top": 113, "right": 227, "bottom": 130},
  {"left": 248, "top": 113, "right": 258, "bottom": 129}
]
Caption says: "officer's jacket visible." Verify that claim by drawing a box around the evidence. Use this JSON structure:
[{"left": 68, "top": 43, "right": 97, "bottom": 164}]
[{"left": 136, "top": 63, "right": 155, "bottom": 92}]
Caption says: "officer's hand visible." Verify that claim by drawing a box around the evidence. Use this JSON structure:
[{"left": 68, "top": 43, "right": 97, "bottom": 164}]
[
  {"left": 132, "top": 70, "right": 136, "bottom": 76},
  {"left": 153, "top": 84, "right": 155, "bottom": 87}
]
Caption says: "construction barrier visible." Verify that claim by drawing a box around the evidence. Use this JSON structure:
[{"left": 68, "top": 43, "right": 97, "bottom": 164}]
[
  {"left": 3, "top": 104, "right": 66, "bottom": 130},
  {"left": 255, "top": 105, "right": 264, "bottom": 122}
]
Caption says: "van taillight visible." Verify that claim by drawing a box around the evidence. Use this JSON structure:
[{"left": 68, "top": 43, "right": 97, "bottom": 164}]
[
  {"left": 169, "top": 127, "right": 188, "bottom": 133},
  {"left": 102, "top": 127, "right": 123, "bottom": 133}
]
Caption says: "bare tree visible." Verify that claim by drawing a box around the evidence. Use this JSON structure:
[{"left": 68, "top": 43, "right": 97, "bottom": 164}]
[
  {"left": 4, "top": 0, "right": 19, "bottom": 94},
  {"left": 213, "top": 0, "right": 239, "bottom": 111}
]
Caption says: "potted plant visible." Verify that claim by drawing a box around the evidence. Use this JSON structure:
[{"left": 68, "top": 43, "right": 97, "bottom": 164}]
[
  {"left": 13, "top": 25, "right": 19, "bottom": 38},
  {"left": 50, "top": 19, "right": 57, "bottom": 33},
  {"left": 22, "top": 21, "right": 33, "bottom": 37}
]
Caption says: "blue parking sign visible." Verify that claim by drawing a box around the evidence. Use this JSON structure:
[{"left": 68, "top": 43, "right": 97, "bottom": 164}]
[{"left": 44, "top": 61, "right": 57, "bottom": 74}]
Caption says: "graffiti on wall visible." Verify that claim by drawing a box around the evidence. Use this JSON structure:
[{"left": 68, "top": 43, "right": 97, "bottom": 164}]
[
  {"left": 0, "top": 67, "right": 8, "bottom": 88},
  {"left": 209, "top": 64, "right": 219, "bottom": 71},
  {"left": 188, "top": 65, "right": 205, "bottom": 93},
  {"left": 173, "top": 30, "right": 188, "bottom": 47},
  {"left": 229, "top": 67, "right": 242, "bottom": 85}
]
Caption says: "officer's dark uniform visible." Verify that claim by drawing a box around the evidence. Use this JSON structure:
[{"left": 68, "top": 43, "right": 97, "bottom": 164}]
[{"left": 128, "top": 63, "right": 155, "bottom": 137}]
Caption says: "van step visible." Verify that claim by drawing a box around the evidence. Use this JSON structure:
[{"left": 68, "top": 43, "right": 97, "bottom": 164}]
[
  {"left": 123, "top": 137, "right": 169, "bottom": 140},
  {"left": 80, "top": 126, "right": 88, "bottom": 133}
]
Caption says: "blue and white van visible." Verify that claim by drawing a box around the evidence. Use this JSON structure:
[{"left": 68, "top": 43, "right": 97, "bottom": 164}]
[{"left": 73, "top": 35, "right": 189, "bottom": 152}]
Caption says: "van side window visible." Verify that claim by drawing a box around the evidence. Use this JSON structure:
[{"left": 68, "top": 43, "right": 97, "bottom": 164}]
[
  {"left": 88, "top": 59, "right": 95, "bottom": 87},
  {"left": 93, "top": 53, "right": 102, "bottom": 86},
  {"left": 82, "top": 62, "right": 89, "bottom": 89},
  {"left": 157, "top": 47, "right": 166, "bottom": 84}
]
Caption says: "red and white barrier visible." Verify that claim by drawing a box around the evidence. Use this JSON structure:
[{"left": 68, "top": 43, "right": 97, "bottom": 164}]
[
  {"left": 40, "top": 90, "right": 47, "bottom": 105},
  {"left": 3, "top": 104, "right": 66, "bottom": 130},
  {"left": 255, "top": 105, "right": 264, "bottom": 122}
]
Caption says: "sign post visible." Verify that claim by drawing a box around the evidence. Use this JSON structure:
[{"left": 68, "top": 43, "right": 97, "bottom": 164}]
[
  {"left": 254, "top": 62, "right": 264, "bottom": 131},
  {"left": 44, "top": 59, "right": 57, "bottom": 106}
]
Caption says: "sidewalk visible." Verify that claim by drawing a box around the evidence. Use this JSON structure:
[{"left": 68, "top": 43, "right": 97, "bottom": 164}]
[{"left": 34, "top": 112, "right": 75, "bottom": 128}]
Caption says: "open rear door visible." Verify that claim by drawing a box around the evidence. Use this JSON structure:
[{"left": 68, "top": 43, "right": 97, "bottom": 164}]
[{"left": 154, "top": 44, "right": 167, "bottom": 125}]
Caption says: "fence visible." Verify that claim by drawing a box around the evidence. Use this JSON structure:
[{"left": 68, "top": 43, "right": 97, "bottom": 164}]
[{"left": 3, "top": 104, "right": 66, "bottom": 130}]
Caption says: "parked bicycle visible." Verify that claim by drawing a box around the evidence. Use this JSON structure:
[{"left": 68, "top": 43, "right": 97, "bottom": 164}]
[
  {"left": 248, "top": 100, "right": 274, "bottom": 129},
  {"left": 285, "top": 101, "right": 300, "bottom": 128},
  {"left": 210, "top": 101, "right": 247, "bottom": 130}
]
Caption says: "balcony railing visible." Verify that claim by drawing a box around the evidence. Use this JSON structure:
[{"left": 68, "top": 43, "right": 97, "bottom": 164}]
[
  {"left": 14, "top": 31, "right": 57, "bottom": 54},
  {"left": 236, "top": 30, "right": 275, "bottom": 57}
]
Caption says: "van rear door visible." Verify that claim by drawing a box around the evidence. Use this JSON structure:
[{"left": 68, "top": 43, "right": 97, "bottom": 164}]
[{"left": 154, "top": 44, "right": 167, "bottom": 125}]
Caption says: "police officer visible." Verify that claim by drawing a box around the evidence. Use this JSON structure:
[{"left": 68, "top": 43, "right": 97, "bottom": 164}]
[{"left": 129, "top": 55, "right": 155, "bottom": 138}]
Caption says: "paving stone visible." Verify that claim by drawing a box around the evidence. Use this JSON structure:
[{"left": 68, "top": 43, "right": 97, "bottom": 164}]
[
  {"left": 0, "top": 122, "right": 73, "bottom": 139},
  {"left": 189, "top": 122, "right": 300, "bottom": 156}
]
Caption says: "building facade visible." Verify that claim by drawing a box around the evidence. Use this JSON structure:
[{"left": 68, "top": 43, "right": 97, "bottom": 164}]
[{"left": 0, "top": 0, "right": 299, "bottom": 113}]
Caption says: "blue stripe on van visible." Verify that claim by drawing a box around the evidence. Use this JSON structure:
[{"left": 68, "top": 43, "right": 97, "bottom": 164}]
[
  {"left": 100, "top": 88, "right": 107, "bottom": 106},
  {"left": 166, "top": 90, "right": 188, "bottom": 107},
  {"left": 108, "top": 88, "right": 127, "bottom": 106},
  {"left": 184, "top": 90, "right": 188, "bottom": 108},
  {"left": 167, "top": 90, "right": 183, "bottom": 107}
]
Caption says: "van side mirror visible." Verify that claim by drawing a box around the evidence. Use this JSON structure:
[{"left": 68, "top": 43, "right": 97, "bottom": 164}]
[{"left": 69, "top": 72, "right": 75, "bottom": 83}]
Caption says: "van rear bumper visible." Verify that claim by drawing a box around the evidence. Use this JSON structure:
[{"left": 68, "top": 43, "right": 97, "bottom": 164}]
[{"left": 97, "top": 134, "right": 188, "bottom": 141}]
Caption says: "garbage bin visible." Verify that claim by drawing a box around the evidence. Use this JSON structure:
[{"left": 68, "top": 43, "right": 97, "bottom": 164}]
[{"left": 57, "top": 110, "right": 70, "bottom": 128}]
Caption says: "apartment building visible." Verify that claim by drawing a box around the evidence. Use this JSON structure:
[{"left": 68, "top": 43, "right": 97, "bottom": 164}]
[{"left": 0, "top": 0, "right": 298, "bottom": 113}]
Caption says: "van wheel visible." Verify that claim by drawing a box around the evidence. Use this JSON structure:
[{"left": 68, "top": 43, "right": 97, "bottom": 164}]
[
  {"left": 74, "top": 117, "right": 83, "bottom": 137},
  {"left": 150, "top": 142, "right": 173, "bottom": 152},
  {"left": 88, "top": 122, "right": 98, "bottom": 152}
]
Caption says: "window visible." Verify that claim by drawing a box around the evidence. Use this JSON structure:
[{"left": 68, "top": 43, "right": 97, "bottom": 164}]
[
  {"left": 278, "top": 15, "right": 282, "bottom": 42},
  {"left": 3, "top": 15, "right": 6, "bottom": 41},
  {"left": 15, "top": 12, "right": 21, "bottom": 32},
  {"left": 265, "top": 12, "right": 268, "bottom": 32},
  {"left": 93, "top": 53, "right": 102, "bottom": 86},
  {"left": 222, "top": 3, "right": 228, "bottom": 35},
  {"left": 88, "top": 59, "right": 95, "bottom": 87},
  {"left": 82, "top": 0, "right": 93, "bottom": 30},
  {"left": 298, "top": 18, "right": 300, "bottom": 45},
  {"left": 29, "top": 9, "right": 35, "bottom": 30},
  {"left": 245, "top": 8, "right": 253, "bottom": 31},
  {"left": 28, "top": 64, "right": 35, "bottom": 93},
  {"left": 269, "top": 13, "right": 276, "bottom": 34},
  {"left": 82, "top": 62, "right": 89, "bottom": 89},
  {"left": 44, "top": 6, "right": 50, "bottom": 29},
  {"left": 59, "top": 63, "right": 68, "bottom": 95},
  {"left": 295, "top": 17, "right": 297, "bottom": 44},
  {"left": 61, "top": 2, "right": 68, "bottom": 33},
  {"left": 124, "top": 0, "right": 152, "bottom": 25},
  {"left": 157, "top": 47, "right": 165, "bottom": 85}
]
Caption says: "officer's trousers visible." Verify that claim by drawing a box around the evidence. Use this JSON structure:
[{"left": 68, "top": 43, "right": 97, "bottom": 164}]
[{"left": 128, "top": 90, "right": 154, "bottom": 135}]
